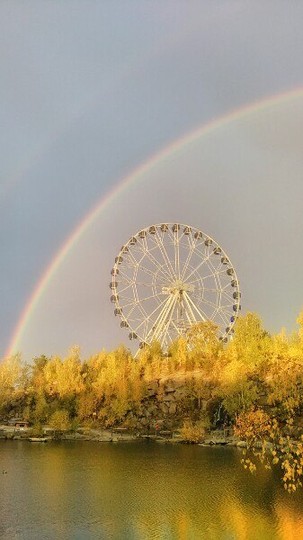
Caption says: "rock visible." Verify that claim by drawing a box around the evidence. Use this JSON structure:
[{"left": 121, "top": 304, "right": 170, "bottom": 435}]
[
  {"left": 174, "top": 388, "right": 189, "bottom": 400},
  {"left": 168, "top": 402, "right": 177, "bottom": 415},
  {"left": 146, "top": 382, "right": 158, "bottom": 397},
  {"left": 159, "top": 402, "right": 169, "bottom": 414},
  {"left": 163, "top": 393, "right": 175, "bottom": 402},
  {"left": 164, "top": 384, "right": 176, "bottom": 393}
]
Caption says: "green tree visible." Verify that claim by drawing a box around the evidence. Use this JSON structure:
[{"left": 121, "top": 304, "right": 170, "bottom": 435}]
[{"left": 49, "top": 409, "right": 70, "bottom": 431}]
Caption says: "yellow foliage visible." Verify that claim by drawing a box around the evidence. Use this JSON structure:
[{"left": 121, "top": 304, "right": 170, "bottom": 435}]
[
  {"left": 3, "top": 309, "right": 303, "bottom": 491},
  {"left": 180, "top": 419, "right": 206, "bottom": 443}
]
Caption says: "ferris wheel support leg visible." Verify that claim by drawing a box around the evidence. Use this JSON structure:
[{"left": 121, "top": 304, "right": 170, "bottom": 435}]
[
  {"left": 183, "top": 291, "right": 207, "bottom": 322},
  {"left": 152, "top": 294, "right": 178, "bottom": 343},
  {"left": 158, "top": 294, "right": 180, "bottom": 347},
  {"left": 181, "top": 293, "right": 199, "bottom": 325},
  {"left": 144, "top": 293, "right": 176, "bottom": 344}
]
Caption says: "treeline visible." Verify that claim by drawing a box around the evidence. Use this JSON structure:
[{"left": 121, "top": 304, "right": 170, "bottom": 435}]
[{"left": 2, "top": 312, "right": 303, "bottom": 490}]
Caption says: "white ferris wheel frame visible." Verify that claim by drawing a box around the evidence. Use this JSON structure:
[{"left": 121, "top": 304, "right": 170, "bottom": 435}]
[{"left": 110, "top": 223, "right": 241, "bottom": 351}]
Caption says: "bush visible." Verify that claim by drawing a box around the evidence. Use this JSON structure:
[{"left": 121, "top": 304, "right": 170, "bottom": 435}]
[{"left": 180, "top": 419, "right": 206, "bottom": 443}]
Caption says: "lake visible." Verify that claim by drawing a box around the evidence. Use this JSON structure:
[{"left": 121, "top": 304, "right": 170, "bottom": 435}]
[{"left": 1, "top": 440, "right": 303, "bottom": 539}]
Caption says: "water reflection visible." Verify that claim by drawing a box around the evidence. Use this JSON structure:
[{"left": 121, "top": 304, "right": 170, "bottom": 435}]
[{"left": 0, "top": 441, "right": 303, "bottom": 539}]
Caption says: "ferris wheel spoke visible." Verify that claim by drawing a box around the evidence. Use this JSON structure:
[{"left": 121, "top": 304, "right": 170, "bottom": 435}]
[
  {"left": 202, "top": 285, "right": 224, "bottom": 293},
  {"left": 221, "top": 291, "right": 234, "bottom": 302},
  {"left": 183, "top": 252, "right": 213, "bottom": 283},
  {"left": 153, "top": 230, "right": 177, "bottom": 280},
  {"left": 180, "top": 237, "right": 200, "bottom": 281},
  {"left": 216, "top": 309, "right": 231, "bottom": 327},
  {"left": 118, "top": 283, "right": 135, "bottom": 295},
  {"left": 199, "top": 266, "right": 228, "bottom": 282},
  {"left": 185, "top": 276, "right": 204, "bottom": 287},
  {"left": 210, "top": 264, "right": 224, "bottom": 304},
  {"left": 214, "top": 268, "right": 231, "bottom": 277},
  {"left": 192, "top": 291, "right": 220, "bottom": 305},
  {"left": 174, "top": 230, "right": 181, "bottom": 279},
  {"left": 199, "top": 272, "right": 216, "bottom": 281},
  {"left": 187, "top": 274, "right": 213, "bottom": 286},
  {"left": 135, "top": 282, "right": 156, "bottom": 288},
  {"left": 194, "top": 286, "right": 219, "bottom": 294},
  {"left": 138, "top": 265, "right": 168, "bottom": 285},
  {"left": 116, "top": 270, "right": 135, "bottom": 286},
  {"left": 220, "top": 305, "right": 235, "bottom": 316},
  {"left": 125, "top": 302, "right": 147, "bottom": 322},
  {"left": 136, "top": 291, "right": 164, "bottom": 304},
  {"left": 118, "top": 295, "right": 144, "bottom": 309},
  {"left": 118, "top": 301, "right": 139, "bottom": 313},
  {"left": 123, "top": 249, "right": 168, "bottom": 284},
  {"left": 192, "top": 294, "right": 219, "bottom": 310},
  {"left": 130, "top": 316, "right": 149, "bottom": 335},
  {"left": 222, "top": 282, "right": 234, "bottom": 291},
  {"left": 221, "top": 305, "right": 235, "bottom": 315},
  {"left": 122, "top": 246, "right": 142, "bottom": 267},
  {"left": 127, "top": 247, "right": 161, "bottom": 280},
  {"left": 130, "top": 315, "right": 152, "bottom": 337},
  {"left": 141, "top": 243, "right": 174, "bottom": 283}
]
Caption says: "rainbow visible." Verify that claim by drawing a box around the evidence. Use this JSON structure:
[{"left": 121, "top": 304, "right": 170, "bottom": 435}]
[{"left": 6, "top": 87, "right": 303, "bottom": 358}]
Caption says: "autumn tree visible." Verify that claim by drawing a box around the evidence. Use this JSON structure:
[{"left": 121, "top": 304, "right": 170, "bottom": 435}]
[
  {"left": 215, "top": 313, "right": 271, "bottom": 418},
  {"left": 186, "top": 320, "right": 221, "bottom": 370},
  {"left": 0, "top": 354, "right": 27, "bottom": 416}
]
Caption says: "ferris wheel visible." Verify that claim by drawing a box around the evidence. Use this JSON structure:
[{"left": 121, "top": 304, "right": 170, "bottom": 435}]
[{"left": 110, "top": 223, "right": 241, "bottom": 351}]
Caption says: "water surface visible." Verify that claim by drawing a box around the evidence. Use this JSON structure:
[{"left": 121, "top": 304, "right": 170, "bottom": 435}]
[{"left": 1, "top": 440, "right": 303, "bottom": 539}]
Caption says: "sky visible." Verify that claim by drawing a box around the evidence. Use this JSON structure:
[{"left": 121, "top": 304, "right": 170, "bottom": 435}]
[{"left": 2, "top": 1, "right": 303, "bottom": 361}]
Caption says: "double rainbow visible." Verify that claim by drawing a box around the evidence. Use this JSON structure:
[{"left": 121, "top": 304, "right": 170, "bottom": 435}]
[{"left": 6, "top": 87, "right": 303, "bottom": 358}]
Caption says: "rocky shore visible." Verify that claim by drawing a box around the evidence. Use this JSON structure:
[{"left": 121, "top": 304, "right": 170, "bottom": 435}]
[
  {"left": 0, "top": 371, "right": 247, "bottom": 445},
  {"left": 0, "top": 371, "right": 235, "bottom": 445},
  {"left": 0, "top": 423, "right": 244, "bottom": 447}
]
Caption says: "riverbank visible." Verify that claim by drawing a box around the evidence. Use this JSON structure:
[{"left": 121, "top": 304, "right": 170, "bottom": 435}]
[{"left": 0, "top": 423, "right": 243, "bottom": 447}]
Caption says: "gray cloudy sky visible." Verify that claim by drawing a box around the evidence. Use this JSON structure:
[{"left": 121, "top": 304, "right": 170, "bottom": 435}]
[{"left": 2, "top": 1, "right": 303, "bottom": 360}]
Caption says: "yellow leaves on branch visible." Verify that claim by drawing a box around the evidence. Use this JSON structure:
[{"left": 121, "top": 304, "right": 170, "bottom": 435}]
[
  {"left": 235, "top": 409, "right": 273, "bottom": 445},
  {"left": 296, "top": 310, "right": 303, "bottom": 340},
  {"left": 43, "top": 353, "right": 84, "bottom": 397},
  {"left": 235, "top": 408, "right": 303, "bottom": 492}
]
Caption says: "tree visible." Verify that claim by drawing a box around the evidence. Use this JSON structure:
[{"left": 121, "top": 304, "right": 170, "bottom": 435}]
[
  {"left": 49, "top": 409, "right": 70, "bottom": 431},
  {"left": 0, "top": 354, "right": 25, "bottom": 415},
  {"left": 43, "top": 350, "right": 84, "bottom": 399}
]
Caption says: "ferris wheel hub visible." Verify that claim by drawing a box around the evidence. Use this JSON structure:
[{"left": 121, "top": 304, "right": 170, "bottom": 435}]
[{"left": 162, "top": 279, "right": 195, "bottom": 296}]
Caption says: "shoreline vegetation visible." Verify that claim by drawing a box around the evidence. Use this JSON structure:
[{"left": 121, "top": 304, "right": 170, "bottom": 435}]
[{"left": 2, "top": 312, "right": 303, "bottom": 491}]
